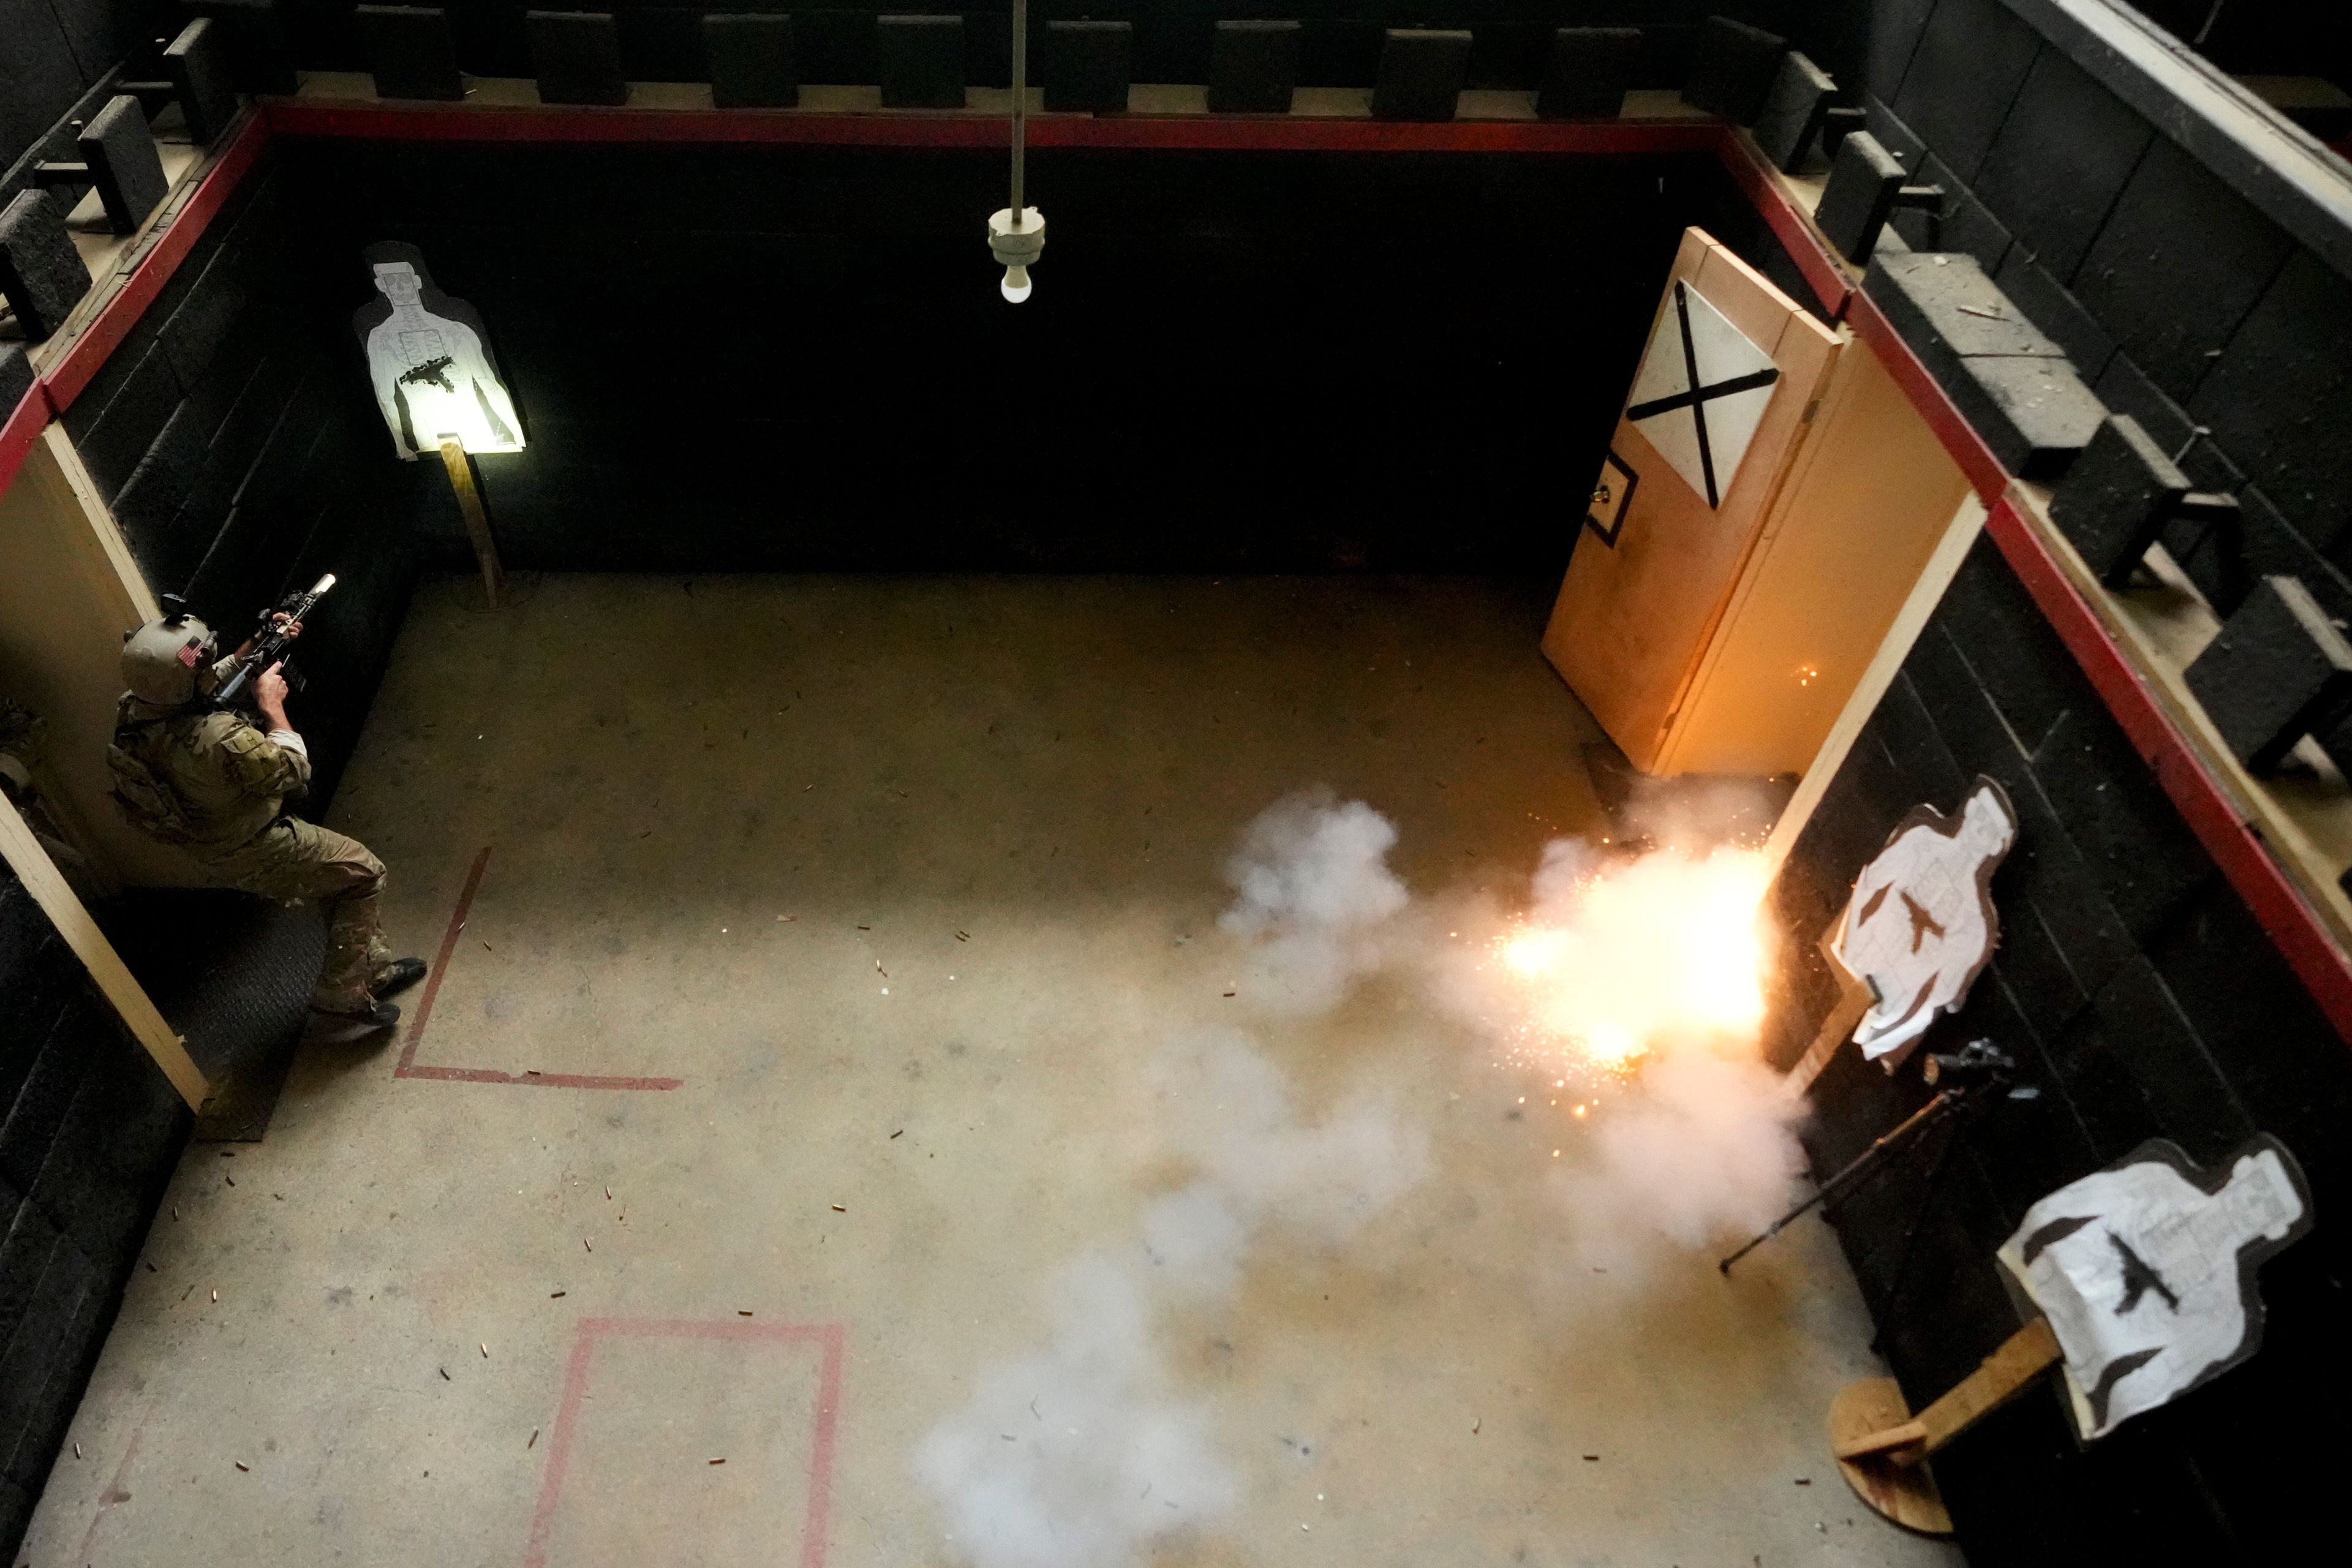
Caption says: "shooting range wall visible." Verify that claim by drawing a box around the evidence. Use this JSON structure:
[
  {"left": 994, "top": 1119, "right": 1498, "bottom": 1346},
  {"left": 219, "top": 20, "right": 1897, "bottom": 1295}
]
[
  {"left": 282, "top": 138, "right": 1811, "bottom": 573},
  {"left": 51, "top": 159, "right": 418, "bottom": 810},
  {"left": 1760, "top": 1, "right": 2352, "bottom": 1559},
  {"left": 1831, "top": 0, "right": 2352, "bottom": 631},
  {"left": 0, "top": 855, "right": 187, "bottom": 1551},
  {"left": 1764, "top": 534, "right": 2352, "bottom": 1558}
]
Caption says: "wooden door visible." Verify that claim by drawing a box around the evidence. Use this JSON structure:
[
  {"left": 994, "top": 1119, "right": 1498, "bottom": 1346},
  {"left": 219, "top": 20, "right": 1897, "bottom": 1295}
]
[{"left": 1542, "top": 229, "right": 1841, "bottom": 772}]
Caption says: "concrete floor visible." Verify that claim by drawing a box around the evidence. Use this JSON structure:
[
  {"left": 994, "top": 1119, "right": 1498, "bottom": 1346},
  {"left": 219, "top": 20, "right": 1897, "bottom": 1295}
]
[{"left": 26, "top": 575, "right": 1959, "bottom": 1568}]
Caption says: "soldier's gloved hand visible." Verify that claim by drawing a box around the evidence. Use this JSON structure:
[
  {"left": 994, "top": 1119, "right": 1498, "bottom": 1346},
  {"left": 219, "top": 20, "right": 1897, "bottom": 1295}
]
[{"left": 256, "top": 663, "right": 293, "bottom": 729}]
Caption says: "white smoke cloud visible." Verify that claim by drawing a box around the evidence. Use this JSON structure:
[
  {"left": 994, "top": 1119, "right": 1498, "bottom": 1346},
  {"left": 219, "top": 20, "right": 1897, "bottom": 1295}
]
[
  {"left": 912, "top": 1253, "right": 1235, "bottom": 1568},
  {"left": 914, "top": 1030, "right": 1429, "bottom": 1568},
  {"left": 1490, "top": 836, "right": 1809, "bottom": 1263},
  {"left": 1554, "top": 1051, "right": 1807, "bottom": 1270},
  {"left": 919, "top": 797, "right": 1817, "bottom": 1565},
  {"left": 1217, "top": 790, "right": 1408, "bottom": 1012}
]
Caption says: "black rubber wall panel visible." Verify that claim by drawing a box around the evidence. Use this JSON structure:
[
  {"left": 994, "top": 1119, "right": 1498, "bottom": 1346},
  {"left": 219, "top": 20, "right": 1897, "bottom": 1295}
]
[
  {"left": 1765, "top": 536, "right": 2352, "bottom": 1565},
  {"left": 0, "top": 861, "right": 188, "bottom": 1560},
  {"left": 56, "top": 160, "right": 420, "bottom": 812},
  {"left": 284, "top": 138, "right": 1814, "bottom": 573},
  {"left": 1858, "top": 0, "right": 2352, "bottom": 654}
]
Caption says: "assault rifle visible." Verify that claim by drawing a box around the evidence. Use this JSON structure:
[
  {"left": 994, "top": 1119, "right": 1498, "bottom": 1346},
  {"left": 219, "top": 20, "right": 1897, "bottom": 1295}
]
[{"left": 213, "top": 573, "right": 337, "bottom": 709}]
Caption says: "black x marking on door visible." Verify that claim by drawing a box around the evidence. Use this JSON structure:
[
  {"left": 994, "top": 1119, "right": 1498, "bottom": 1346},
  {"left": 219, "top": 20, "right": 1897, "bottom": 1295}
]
[{"left": 1624, "top": 281, "right": 1781, "bottom": 507}]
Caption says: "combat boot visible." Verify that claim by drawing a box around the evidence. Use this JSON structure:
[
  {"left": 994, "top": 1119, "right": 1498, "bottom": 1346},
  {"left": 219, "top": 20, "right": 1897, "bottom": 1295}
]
[
  {"left": 312, "top": 992, "right": 400, "bottom": 1028},
  {"left": 373, "top": 957, "right": 429, "bottom": 997}
]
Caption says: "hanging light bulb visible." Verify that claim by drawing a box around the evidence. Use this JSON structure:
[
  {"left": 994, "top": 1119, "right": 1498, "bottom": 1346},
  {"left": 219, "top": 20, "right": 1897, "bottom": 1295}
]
[
  {"left": 989, "top": 207, "right": 1044, "bottom": 304},
  {"left": 987, "top": 0, "right": 1044, "bottom": 303}
]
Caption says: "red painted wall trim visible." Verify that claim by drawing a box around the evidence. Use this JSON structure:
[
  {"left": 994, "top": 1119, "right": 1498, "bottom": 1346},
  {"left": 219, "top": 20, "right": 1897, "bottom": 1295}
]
[
  {"left": 1712, "top": 132, "right": 1853, "bottom": 320},
  {"left": 262, "top": 97, "right": 1721, "bottom": 156},
  {"left": 0, "top": 384, "right": 47, "bottom": 498},
  {"left": 1730, "top": 155, "right": 2352, "bottom": 1045},
  {"left": 1843, "top": 243, "right": 2352, "bottom": 1043},
  {"left": 42, "top": 107, "right": 274, "bottom": 413}
]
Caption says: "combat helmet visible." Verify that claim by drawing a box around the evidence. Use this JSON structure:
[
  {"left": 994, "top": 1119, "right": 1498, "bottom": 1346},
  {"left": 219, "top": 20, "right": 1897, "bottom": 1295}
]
[{"left": 121, "top": 599, "right": 220, "bottom": 707}]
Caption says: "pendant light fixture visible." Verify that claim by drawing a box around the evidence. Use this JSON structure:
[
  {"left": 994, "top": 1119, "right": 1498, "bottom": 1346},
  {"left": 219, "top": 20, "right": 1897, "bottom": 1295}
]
[{"left": 987, "top": 0, "right": 1044, "bottom": 302}]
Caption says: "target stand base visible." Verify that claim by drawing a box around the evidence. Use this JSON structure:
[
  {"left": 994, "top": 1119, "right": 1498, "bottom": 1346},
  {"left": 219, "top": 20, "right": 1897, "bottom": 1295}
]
[{"left": 1829, "top": 1378, "right": 1953, "bottom": 1535}]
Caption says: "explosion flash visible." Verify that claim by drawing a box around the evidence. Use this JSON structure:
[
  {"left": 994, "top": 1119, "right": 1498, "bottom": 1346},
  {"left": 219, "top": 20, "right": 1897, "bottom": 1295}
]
[{"left": 1490, "top": 845, "right": 1771, "bottom": 1076}]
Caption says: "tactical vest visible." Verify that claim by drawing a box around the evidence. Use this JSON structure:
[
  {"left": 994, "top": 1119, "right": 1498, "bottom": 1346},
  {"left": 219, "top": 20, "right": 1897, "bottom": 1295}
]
[{"left": 106, "top": 718, "right": 199, "bottom": 843}]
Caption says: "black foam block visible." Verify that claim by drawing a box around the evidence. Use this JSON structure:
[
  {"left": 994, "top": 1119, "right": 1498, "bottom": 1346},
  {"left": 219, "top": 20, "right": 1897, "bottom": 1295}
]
[
  {"left": 80, "top": 96, "right": 170, "bottom": 236},
  {"left": 1961, "top": 356, "right": 2106, "bottom": 481},
  {"left": 1866, "top": 252, "right": 2064, "bottom": 366},
  {"left": 0, "top": 190, "right": 89, "bottom": 341},
  {"left": 1888, "top": 152, "right": 2013, "bottom": 275},
  {"left": 165, "top": 19, "right": 241, "bottom": 143},
  {"left": 2049, "top": 415, "right": 2191, "bottom": 579},
  {"left": 1207, "top": 20, "right": 1297, "bottom": 114},
  {"left": 1537, "top": 27, "right": 1639, "bottom": 119},
  {"left": 876, "top": 15, "right": 965, "bottom": 110},
  {"left": 2186, "top": 575, "right": 2352, "bottom": 773},
  {"left": 1684, "top": 14, "right": 1785, "bottom": 124},
  {"left": 1993, "top": 249, "right": 2119, "bottom": 383},
  {"left": 1751, "top": 49, "right": 1836, "bottom": 171},
  {"left": 527, "top": 11, "right": 628, "bottom": 106},
  {"left": 1864, "top": 97, "right": 1924, "bottom": 173},
  {"left": 1371, "top": 30, "right": 1470, "bottom": 123},
  {"left": 356, "top": 6, "right": 464, "bottom": 102},
  {"left": 1815, "top": 130, "right": 1906, "bottom": 263},
  {"left": 705, "top": 14, "right": 797, "bottom": 108},
  {"left": 1043, "top": 20, "right": 1129, "bottom": 113},
  {"left": 1865, "top": 250, "right": 2103, "bottom": 480},
  {"left": 190, "top": 0, "right": 298, "bottom": 95}
]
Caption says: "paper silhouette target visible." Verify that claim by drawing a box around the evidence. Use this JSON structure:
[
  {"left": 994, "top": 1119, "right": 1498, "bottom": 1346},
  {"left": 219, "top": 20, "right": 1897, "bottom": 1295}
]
[
  {"left": 352, "top": 241, "right": 526, "bottom": 460},
  {"left": 1998, "top": 1136, "right": 2313, "bottom": 1441},
  {"left": 1832, "top": 776, "right": 2018, "bottom": 1065},
  {"left": 1623, "top": 279, "right": 1780, "bottom": 508}
]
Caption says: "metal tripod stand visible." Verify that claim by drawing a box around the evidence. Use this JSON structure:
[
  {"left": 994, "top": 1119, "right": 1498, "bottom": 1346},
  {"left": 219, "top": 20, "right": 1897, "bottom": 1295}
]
[{"left": 1719, "top": 1039, "right": 2030, "bottom": 1276}]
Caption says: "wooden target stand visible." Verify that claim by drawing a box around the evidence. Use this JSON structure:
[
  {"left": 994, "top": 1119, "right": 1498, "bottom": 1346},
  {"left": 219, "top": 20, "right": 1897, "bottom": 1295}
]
[
  {"left": 1783, "top": 934, "right": 1875, "bottom": 1099},
  {"left": 1830, "top": 1316, "right": 2062, "bottom": 1534},
  {"left": 437, "top": 436, "right": 505, "bottom": 608},
  {"left": 1779, "top": 938, "right": 2063, "bottom": 1535}
]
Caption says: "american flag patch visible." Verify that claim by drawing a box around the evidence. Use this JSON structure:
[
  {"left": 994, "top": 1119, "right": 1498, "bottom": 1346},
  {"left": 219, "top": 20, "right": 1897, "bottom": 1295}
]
[{"left": 177, "top": 638, "right": 204, "bottom": 668}]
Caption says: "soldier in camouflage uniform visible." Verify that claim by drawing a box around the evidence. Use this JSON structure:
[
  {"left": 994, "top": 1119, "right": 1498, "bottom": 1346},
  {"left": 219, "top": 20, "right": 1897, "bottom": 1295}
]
[{"left": 109, "top": 608, "right": 423, "bottom": 1028}]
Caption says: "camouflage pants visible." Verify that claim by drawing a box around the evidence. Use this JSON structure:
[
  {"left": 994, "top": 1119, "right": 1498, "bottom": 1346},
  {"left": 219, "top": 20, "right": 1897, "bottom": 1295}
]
[{"left": 205, "top": 818, "right": 393, "bottom": 1012}]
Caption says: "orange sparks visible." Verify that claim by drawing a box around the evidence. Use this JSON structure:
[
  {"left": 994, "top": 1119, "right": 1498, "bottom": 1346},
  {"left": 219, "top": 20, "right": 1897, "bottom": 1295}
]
[{"left": 1492, "top": 846, "right": 1770, "bottom": 1074}]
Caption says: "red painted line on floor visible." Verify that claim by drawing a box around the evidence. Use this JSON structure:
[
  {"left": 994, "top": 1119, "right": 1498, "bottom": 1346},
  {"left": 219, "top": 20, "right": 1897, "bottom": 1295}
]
[
  {"left": 263, "top": 96, "right": 1719, "bottom": 156},
  {"left": 522, "top": 1318, "right": 844, "bottom": 1568},
  {"left": 396, "top": 844, "right": 492, "bottom": 1074},
  {"left": 72, "top": 1415, "right": 148, "bottom": 1565},
  {"left": 42, "top": 107, "right": 274, "bottom": 413},
  {"left": 519, "top": 1321, "right": 603, "bottom": 1568},
  {"left": 397, "top": 845, "right": 682, "bottom": 1090}
]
